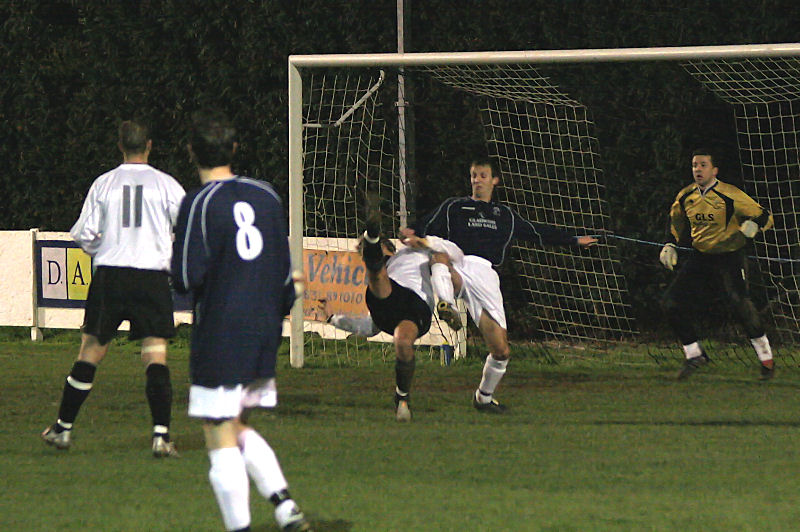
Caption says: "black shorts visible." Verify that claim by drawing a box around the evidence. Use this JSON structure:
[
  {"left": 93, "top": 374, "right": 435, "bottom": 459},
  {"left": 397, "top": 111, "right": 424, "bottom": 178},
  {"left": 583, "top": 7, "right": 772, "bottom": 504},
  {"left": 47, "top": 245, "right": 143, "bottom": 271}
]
[
  {"left": 82, "top": 266, "right": 176, "bottom": 345},
  {"left": 365, "top": 279, "right": 432, "bottom": 337},
  {"left": 665, "top": 249, "right": 750, "bottom": 302}
]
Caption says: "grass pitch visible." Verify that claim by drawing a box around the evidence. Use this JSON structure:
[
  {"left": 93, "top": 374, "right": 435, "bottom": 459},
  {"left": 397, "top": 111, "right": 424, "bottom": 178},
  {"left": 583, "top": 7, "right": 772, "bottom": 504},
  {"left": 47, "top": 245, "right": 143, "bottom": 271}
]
[{"left": 3, "top": 328, "right": 800, "bottom": 531}]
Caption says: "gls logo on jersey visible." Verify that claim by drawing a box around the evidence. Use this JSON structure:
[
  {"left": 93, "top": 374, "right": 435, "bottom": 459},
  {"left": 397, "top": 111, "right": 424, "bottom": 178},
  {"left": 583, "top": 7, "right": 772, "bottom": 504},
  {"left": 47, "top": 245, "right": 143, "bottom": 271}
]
[{"left": 695, "top": 213, "right": 715, "bottom": 221}]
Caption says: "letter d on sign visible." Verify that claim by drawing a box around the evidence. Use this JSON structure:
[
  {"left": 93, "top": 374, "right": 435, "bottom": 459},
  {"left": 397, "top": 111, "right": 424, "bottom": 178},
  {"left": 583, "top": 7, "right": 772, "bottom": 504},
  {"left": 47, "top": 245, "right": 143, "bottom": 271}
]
[{"left": 41, "top": 247, "right": 68, "bottom": 299}]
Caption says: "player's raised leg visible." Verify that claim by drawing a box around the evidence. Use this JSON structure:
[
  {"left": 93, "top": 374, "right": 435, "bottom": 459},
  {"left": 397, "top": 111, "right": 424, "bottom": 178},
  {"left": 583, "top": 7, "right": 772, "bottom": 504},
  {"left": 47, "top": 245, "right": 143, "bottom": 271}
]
[{"left": 430, "top": 252, "right": 463, "bottom": 332}]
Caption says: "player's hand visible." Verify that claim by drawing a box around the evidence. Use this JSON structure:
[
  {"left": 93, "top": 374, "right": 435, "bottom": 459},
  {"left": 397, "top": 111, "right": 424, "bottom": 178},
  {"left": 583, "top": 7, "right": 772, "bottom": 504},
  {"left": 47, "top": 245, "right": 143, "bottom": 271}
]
[
  {"left": 316, "top": 298, "right": 333, "bottom": 322},
  {"left": 400, "top": 228, "right": 429, "bottom": 249},
  {"left": 576, "top": 236, "right": 598, "bottom": 247},
  {"left": 659, "top": 244, "right": 677, "bottom": 271},
  {"left": 740, "top": 220, "right": 759, "bottom": 238}
]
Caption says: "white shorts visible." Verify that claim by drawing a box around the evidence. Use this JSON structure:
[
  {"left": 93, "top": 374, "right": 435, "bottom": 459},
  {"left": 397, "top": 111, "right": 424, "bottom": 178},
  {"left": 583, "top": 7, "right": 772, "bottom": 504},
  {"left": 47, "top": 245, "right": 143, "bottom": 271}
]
[
  {"left": 456, "top": 255, "right": 507, "bottom": 330},
  {"left": 188, "top": 378, "right": 277, "bottom": 419}
]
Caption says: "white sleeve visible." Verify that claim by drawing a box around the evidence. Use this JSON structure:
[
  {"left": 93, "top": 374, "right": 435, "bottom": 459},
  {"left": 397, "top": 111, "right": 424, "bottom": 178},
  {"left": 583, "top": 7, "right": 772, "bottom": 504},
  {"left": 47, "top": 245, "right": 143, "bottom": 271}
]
[
  {"left": 424, "top": 235, "right": 464, "bottom": 265},
  {"left": 166, "top": 178, "right": 186, "bottom": 227},
  {"left": 69, "top": 184, "right": 103, "bottom": 255},
  {"left": 329, "top": 314, "right": 380, "bottom": 337}
]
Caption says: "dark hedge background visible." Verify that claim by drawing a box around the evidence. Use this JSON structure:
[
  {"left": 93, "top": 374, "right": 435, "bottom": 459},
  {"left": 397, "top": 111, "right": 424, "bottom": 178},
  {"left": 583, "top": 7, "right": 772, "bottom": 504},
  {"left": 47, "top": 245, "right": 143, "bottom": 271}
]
[{"left": 2, "top": 0, "right": 799, "bottom": 335}]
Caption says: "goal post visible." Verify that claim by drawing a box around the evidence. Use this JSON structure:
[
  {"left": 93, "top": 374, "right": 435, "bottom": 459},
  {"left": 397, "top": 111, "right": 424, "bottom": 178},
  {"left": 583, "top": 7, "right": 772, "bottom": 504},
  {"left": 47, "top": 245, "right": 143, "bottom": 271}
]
[{"left": 288, "top": 43, "right": 800, "bottom": 368}]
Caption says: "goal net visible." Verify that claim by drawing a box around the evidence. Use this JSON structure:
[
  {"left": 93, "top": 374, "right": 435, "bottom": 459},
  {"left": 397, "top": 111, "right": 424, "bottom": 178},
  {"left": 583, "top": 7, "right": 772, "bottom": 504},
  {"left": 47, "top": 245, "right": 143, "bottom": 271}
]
[{"left": 288, "top": 44, "right": 800, "bottom": 368}]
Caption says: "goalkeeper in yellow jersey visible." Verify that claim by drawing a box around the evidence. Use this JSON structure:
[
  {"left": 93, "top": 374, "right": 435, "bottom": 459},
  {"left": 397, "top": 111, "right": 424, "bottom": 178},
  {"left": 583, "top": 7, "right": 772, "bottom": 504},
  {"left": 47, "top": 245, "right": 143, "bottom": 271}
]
[{"left": 659, "top": 149, "right": 775, "bottom": 380}]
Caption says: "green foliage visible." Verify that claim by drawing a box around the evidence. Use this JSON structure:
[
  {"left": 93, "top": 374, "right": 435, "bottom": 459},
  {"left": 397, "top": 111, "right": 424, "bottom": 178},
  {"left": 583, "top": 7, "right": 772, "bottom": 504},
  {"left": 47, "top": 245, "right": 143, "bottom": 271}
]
[
  {"left": 6, "top": 334, "right": 800, "bottom": 530},
  {"left": 2, "top": 1, "right": 798, "bottom": 331}
]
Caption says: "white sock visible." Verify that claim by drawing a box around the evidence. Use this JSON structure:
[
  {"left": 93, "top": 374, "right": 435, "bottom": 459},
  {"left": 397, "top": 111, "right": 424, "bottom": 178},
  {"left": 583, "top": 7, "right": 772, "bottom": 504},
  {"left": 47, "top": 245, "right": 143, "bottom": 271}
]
[
  {"left": 749, "top": 335, "right": 773, "bottom": 363},
  {"left": 208, "top": 447, "right": 251, "bottom": 531},
  {"left": 238, "top": 429, "right": 288, "bottom": 499},
  {"left": 430, "top": 263, "right": 455, "bottom": 305},
  {"left": 682, "top": 342, "right": 703, "bottom": 360},
  {"left": 476, "top": 354, "right": 508, "bottom": 403}
]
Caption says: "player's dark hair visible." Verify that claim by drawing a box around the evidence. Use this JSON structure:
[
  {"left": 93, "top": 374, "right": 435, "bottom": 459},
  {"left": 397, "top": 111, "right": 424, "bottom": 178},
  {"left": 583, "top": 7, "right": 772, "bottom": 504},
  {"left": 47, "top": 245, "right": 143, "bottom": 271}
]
[
  {"left": 118, "top": 120, "right": 150, "bottom": 154},
  {"left": 189, "top": 109, "right": 237, "bottom": 168},
  {"left": 691, "top": 148, "right": 715, "bottom": 167},
  {"left": 470, "top": 157, "right": 499, "bottom": 177}
]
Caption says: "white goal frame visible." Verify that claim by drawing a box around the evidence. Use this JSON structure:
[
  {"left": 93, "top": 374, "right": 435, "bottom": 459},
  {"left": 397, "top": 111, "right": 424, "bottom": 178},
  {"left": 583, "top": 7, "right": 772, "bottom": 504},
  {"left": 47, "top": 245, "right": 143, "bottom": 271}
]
[{"left": 288, "top": 43, "right": 800, "bottom": 368}]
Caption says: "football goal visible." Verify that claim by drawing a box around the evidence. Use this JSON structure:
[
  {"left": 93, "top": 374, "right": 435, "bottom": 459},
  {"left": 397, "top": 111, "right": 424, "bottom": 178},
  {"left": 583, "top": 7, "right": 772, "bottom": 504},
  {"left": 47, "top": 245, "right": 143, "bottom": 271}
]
[{"left": 288, "top": 43, "right": 800, "bottom": 368}]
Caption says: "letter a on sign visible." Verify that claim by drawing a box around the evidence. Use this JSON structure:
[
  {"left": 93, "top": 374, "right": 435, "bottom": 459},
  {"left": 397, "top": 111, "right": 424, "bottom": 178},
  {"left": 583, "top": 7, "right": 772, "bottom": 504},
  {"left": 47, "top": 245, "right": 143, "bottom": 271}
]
[{"left": 67, "top": 248, "right": 92, "bottom": 300}]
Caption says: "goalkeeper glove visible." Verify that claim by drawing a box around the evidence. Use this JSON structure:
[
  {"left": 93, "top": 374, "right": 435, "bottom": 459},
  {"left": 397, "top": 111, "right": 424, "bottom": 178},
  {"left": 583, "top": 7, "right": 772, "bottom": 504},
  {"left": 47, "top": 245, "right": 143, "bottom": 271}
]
[
  {"left": 740, "top": 219, "right": 759, "bottom": 238},
  {"left": 659, "top": 243, "right": 677, "bottom": 271}
]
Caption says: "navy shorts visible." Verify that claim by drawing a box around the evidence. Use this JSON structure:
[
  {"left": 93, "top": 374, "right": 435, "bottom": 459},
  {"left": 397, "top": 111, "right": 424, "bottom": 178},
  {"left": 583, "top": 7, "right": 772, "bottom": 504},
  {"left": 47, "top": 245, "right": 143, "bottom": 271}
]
[
  {"left": 82, "top": 266, "right": 176, "bottom": 345},
  {"left": 365, "top": 279, "right": 432, "bottom": 337}
]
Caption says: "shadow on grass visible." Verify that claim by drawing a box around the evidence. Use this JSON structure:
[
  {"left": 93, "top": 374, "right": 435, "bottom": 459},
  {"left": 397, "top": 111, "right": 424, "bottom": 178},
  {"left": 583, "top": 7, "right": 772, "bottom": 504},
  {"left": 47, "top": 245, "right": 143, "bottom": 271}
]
[
  {"left": 590, "top": 419, "right": 800, "bottom": 428},
  {"left": 253, "top": 518, "right": 353, "bottom": 531}
]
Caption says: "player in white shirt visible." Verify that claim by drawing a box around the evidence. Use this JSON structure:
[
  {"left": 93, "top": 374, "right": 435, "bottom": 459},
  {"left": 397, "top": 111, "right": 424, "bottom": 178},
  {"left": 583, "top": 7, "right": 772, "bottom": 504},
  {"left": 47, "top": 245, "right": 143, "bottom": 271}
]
[
  {"left": 42, "top": 120, "right": 185, "bottom": 458},
  {"left": 357, "top": 219, "right": 464, "bottom": 421}
]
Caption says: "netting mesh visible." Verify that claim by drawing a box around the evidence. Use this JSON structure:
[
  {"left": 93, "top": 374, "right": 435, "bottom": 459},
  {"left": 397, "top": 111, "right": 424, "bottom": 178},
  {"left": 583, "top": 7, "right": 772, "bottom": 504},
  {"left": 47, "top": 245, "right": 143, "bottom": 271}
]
[
  {"left": 300, "top": 70, "right": 402, "bottom": 365},
  {"left": 685, "top": 58, "right": 800, "bottom": 345},
  {"left": 422, "top": 64, "right": 636, "bottom": 341},
  {"left": 303, "top": 71, "right": 400, "bottom": 239}
]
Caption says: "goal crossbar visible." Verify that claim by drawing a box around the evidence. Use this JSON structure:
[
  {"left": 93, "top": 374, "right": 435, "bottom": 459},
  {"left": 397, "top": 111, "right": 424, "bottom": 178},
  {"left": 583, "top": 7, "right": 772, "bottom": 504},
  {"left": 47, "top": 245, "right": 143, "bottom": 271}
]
[{"left": 289, "top": 43, "right": 800, "bottom": 69}]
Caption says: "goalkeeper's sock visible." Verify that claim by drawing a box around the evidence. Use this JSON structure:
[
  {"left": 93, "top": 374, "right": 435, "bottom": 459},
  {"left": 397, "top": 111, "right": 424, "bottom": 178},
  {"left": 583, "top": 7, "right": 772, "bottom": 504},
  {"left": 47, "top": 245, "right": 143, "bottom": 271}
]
[
  {"left": 476, "top": 354, "right": 507, "bottom": 402},
  {"left": 749, "top": 335, "right": 773, "bottom": 365}
]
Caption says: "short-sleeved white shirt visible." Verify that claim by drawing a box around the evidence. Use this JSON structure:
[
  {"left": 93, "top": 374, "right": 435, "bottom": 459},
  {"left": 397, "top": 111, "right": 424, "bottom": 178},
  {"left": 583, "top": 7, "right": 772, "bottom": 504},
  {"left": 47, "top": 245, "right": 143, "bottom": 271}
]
[{"left": 70, "top": 163, "right": 185, "bottom": 271}]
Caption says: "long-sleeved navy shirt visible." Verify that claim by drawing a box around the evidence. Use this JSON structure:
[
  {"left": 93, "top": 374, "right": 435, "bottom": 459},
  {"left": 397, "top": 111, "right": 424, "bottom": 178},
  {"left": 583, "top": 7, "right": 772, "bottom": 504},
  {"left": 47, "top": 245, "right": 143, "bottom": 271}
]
[
  {"left": 414, "top": 196, "right": 578, "bottom": 267},
  {"left": 171, "top": 176, "right": 294, "bottom": 387}
]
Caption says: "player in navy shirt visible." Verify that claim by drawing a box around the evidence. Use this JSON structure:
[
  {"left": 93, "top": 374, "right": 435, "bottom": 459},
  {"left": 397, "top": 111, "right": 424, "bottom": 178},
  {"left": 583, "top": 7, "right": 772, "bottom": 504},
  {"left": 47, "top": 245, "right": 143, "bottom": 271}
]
[
  {"left": 405, "top": 158, "right": 596, "bottom": 413},
  {"left": 171, "top": 109, "right": 310, "bottom": 532}
]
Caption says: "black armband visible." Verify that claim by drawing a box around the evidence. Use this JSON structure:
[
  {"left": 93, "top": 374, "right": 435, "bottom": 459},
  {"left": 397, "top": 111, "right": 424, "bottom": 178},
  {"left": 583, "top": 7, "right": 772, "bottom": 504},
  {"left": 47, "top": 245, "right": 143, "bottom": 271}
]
[{"left": 753, "top": 209, "right": 771, "bottom": 228}]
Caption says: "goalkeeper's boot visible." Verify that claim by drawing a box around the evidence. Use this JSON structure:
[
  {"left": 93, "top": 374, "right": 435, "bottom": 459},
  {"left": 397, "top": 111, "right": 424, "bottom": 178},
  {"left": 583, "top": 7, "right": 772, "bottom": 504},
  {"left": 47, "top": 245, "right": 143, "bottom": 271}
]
[
  {"left": 275, "top": 500, "right": 312, "bottom": 532},
  {"left": 436, "top": 300, "right": 462, "bottom": 331},
  {"left": 152, "top": 434, "right": 180, "bottom": 458},
  {"left": 677, "top": 352, "right": 710, "bottom": 380},
  {"left": 472, "top": 391, "right": 507, "bottom": 414},
  {"left": 760, "top": 361, "right": 775, "bottom": 380},
  {"left": 394, "top": 392, "right": 412, "bottom": 422},
  {"left": 41, "top": 424, "right": 71, "bottom": 450}
]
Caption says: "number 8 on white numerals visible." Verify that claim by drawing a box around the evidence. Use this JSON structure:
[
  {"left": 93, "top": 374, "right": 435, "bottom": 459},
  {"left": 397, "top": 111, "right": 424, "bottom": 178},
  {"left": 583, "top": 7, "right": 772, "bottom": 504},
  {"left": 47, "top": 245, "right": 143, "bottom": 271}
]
[{"left": 233, "top": 201, "right": 263, "bottom": 260}]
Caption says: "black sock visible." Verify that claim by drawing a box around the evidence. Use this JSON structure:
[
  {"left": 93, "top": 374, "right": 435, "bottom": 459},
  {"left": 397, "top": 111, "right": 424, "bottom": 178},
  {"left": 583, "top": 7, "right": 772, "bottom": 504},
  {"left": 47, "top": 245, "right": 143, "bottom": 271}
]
[
  {"left": 362, "top": 240, "right": 385, "bottom": 272},
  {"left": 270, "top": 489, "right": 292, "bottom": 507},
  {"left": 395, "top": 358, "right": 416, "bottom": 397},
  {"left": 145, "top": 363, "right": 172, "bottom": 432},
  {"left": 57, "top": 361, "right": 97, "bottom": 425}
]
